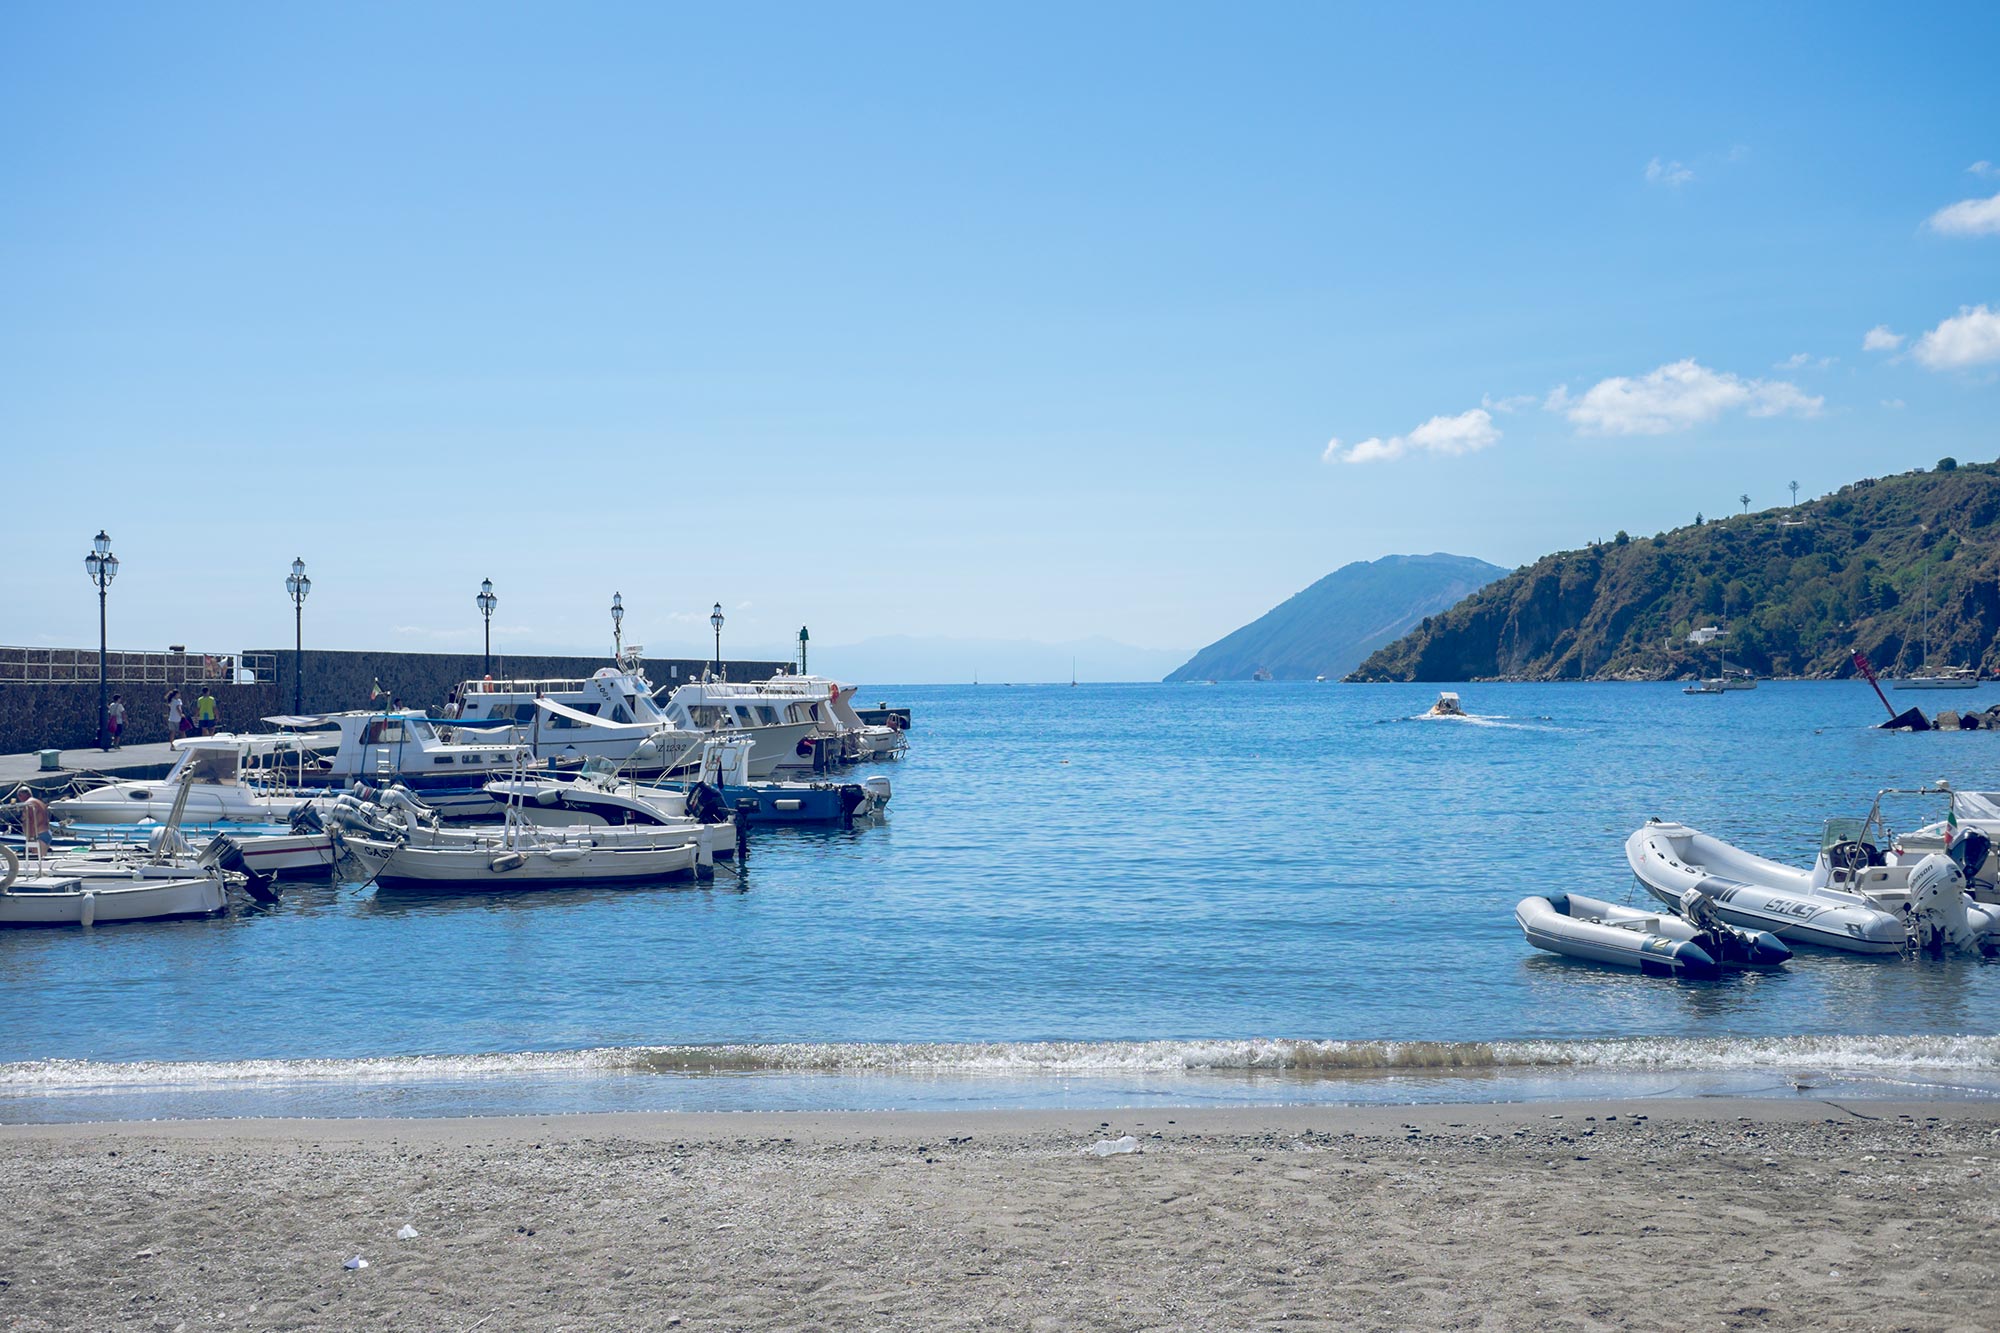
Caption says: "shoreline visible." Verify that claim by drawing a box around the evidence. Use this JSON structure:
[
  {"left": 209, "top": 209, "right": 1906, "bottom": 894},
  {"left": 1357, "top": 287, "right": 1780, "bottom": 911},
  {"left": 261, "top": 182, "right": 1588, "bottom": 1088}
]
[
  {"left": 4, "top": 1093, "right": 2000, "bottom": 1141},
  {"left": 3, "top": 1097, "right": 1993, "bottom": 1331}
]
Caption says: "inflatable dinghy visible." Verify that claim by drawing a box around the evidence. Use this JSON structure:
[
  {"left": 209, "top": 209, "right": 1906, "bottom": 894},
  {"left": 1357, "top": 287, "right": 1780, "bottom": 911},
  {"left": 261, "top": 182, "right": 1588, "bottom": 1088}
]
[
  {"left": 1625, "top": 821, "right": 1905, "bottom": 953},
  {"left": 1515, "top": 891, "right": 1790, "bottom": 978}
]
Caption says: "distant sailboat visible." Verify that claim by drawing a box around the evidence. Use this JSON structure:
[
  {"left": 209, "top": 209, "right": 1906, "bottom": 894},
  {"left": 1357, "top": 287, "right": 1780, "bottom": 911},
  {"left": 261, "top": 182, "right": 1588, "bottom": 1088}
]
[{"left": 1895, "top": 554, "right": 1979, "bottom": 689}]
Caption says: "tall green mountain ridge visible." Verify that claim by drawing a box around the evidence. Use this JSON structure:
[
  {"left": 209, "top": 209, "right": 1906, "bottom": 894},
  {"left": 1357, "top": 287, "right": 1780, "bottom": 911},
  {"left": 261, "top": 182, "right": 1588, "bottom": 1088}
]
[
  {"left": 1166, "top": 553, "right": 1507, "bottom": 682},
  {"left": 1347, "top": 459, "right": 2000, "bottom": 682}
]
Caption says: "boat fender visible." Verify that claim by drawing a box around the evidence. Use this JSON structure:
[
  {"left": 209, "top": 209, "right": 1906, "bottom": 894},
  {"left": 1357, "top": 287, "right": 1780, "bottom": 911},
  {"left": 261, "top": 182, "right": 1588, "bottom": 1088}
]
[
  {"left": 0, "top": 843, "right": 15, "bottom": 893},
  {"left": 80, "top": 891, "right": 96, "bottom": 927},
  {"left": 489, "top": 852, "right": 527, "bottom": 873}
]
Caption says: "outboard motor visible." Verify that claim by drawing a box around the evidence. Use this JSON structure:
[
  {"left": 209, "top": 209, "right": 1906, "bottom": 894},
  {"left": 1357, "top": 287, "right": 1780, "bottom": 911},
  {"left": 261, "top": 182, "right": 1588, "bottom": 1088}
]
[
  {"left": 200, "top": 835, "right": 281, "bottom": 905},
  {"left": 861, "top": 775, "right": 892, "bottom": 812},
  {"left": 1679, "top": 886, "right": 1792, "bottom": 967},
  {"left": 1908, "top": 853, "right": 1978, "bottom": 957},
  {"left": 289, "top": 802, "right": 325, "bottom": 835},
  {"left": 1951, "top": 828, "right": 1992, "bottom": 894}
]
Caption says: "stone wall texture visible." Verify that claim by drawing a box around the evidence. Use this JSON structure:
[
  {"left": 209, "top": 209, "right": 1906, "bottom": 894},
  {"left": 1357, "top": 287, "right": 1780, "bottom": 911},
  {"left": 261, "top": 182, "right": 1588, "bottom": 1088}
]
[{"left": 0, "top": 649, "right": 790, "bottom": 754}]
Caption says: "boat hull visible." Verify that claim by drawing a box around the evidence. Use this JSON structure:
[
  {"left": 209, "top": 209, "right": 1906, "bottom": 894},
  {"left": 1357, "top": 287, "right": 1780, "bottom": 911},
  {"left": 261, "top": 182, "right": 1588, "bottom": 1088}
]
[
  {"left": 0, "top": 874, "right": 227, "bottom": 926},
  {"left": 1625, "top": 823, "right": 1905, "bottom": 953},
  {"left": 342, "top": 835, "right": 700, "bottom": 890},
  {"left": 1516, "top": 893, "right": 1729, "bottom": 977}
]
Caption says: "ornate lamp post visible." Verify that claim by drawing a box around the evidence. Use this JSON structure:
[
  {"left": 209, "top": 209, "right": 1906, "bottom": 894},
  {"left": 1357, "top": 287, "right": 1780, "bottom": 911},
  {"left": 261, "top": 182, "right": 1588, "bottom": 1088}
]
[
  {"left": 285, "top": 557, "right": 311, "bottom": 713},
  {"left": 83, "top": 531, "right": 119, "bottom": 750},
  {"left": 710, "top": 602, "right": 725, "bottom": 680},
  {"left": 610, "top": 592, "right": 624, "bottom": 661},
  {"left": 798, "top": 625, "right": 809, "bottom": 674},
  {"left": 476, "top": 578, "right": 497, "bottom": 675}
]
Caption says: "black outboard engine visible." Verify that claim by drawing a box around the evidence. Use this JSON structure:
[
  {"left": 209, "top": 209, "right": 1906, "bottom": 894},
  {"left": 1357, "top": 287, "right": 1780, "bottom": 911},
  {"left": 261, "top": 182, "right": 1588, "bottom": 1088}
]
[
  {"left": 1681, "top": 889, "right": 1792, "bottom": 967},
  {"left": 685, "top": 783, "right": 729, "bottom": 825},
  {"left": 1951, "top": 828, "right": 1991, "bottom": 888},
  {"left": 289, "top": 802, "right": 325, "bottom": 835},
  {"left": 205, "top": 837, "right": 281, "bottom": 906}
]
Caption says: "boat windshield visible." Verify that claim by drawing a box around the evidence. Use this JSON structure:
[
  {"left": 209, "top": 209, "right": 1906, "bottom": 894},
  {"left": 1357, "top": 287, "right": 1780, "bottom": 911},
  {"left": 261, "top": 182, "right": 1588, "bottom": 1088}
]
[
  {"left": 183, "top": 748, "right": 241, "bottom": 787},
  {"left": 1821, "top": 817, "right": 1867, "bottom": 850}
]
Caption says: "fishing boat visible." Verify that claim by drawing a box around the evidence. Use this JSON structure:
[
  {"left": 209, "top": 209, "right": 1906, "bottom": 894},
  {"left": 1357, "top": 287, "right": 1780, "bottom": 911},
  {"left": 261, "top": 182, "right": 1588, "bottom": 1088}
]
[
  {"left": 669, "top": 737, "right": 889, "bottom": 824},
  {"left": 1626, "top": 820, "right": 1909, "bottom": 953},
  {"left": 1423, "top": 691, "right": 1467, "bottom": 717},
  {"left": 1682, "top": 680, "right": 1725, "bottom": 695},
  {"left": 1516, "top": 891, "right": 1790, "bottom": 977},
  {"left": 0, "top": 854, "right": 230, "bottom": 926},
  {"left": 338, "top": 829, "right": 702, "bottom": 890},
  {"left": 49, "top": 735, "right": 333, "bottom": 826}
]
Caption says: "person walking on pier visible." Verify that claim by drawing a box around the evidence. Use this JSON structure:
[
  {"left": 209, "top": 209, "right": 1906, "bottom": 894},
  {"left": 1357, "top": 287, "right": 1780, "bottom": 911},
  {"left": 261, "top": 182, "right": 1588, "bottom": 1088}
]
[
  {"left": 196, "top": 686, "right": 217, "bottom": 737},
  {"left": 166, "top": 690, "right": 184, "bottom": 739},
  {"left": 106, "top": 695, "right": 126, "bottom": 750}
]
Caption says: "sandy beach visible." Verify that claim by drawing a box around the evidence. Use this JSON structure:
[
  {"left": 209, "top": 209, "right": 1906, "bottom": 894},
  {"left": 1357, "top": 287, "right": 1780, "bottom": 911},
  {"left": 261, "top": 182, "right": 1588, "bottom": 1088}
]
[{"left": 1, "top": 1097, "right": 1995, "bottom": 1331}]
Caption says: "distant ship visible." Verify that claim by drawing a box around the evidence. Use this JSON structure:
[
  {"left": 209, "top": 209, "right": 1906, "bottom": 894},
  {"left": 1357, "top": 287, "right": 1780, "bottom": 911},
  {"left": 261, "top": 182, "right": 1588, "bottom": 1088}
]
[{"left": 1251, "top": 667, "right": 1273, "bottom": 682}]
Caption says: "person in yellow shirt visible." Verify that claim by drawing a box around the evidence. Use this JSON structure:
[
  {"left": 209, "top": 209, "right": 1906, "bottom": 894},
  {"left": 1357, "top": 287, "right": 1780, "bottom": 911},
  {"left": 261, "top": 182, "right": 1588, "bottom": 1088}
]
[{"left": 195, "top": 686, "right": 218, "bottom": 737}]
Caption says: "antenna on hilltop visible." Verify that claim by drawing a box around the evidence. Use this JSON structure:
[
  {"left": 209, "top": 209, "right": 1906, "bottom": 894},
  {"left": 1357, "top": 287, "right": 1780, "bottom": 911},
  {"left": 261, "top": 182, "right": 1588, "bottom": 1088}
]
[
  {"left": 1789, "top": 480, "right": 1800, "bottom": 507},
  {"left": 1739, "top": 493, "right": 1751, "bottom": 514}
]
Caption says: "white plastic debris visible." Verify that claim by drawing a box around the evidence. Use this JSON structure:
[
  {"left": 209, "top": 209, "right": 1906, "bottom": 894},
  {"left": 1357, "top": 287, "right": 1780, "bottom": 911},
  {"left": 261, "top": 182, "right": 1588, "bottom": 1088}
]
[
  {"left": 396, "top": 1225, "right": 419, "bottom": 1240},
  {"left": 344, "top": 1256, "right": 369, "bottom": 1271},
  {"left": 1082, "top": 1135, "right": 1141, "bottom": 1157}
]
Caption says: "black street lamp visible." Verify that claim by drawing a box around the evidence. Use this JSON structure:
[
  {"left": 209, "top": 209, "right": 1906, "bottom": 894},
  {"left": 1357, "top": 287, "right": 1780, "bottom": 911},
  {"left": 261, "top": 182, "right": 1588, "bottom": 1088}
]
[
  {"left": 285, "top": 557, "right": 311, "bottom": 713},
  {"left": 476, "top": 578, "right": 497, "bottom": 676},
  {"left": 610, "top": 592, "right": 624, "bottom": 661},
  {"left": 798, "top": 625, "right": 808, "bottom": 675},
  {"left": 83, "top": 530, "right": 119, "bottom": 750},
  {"left": 710, "top": 602, "right": 725, "bottom": 680}
]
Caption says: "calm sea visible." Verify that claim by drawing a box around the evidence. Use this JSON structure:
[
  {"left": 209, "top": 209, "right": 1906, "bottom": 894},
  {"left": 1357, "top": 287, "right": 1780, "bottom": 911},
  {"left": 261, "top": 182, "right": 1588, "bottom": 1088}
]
[{"left": 6, "top": 681, "right": 2000, "bottom": 1121}]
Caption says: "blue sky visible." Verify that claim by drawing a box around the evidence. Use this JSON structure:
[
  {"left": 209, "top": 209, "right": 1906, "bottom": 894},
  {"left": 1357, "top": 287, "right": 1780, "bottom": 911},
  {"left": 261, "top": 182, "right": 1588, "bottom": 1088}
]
[{"left": 3, "top": 4, "right": 1997, "bottom": 674}]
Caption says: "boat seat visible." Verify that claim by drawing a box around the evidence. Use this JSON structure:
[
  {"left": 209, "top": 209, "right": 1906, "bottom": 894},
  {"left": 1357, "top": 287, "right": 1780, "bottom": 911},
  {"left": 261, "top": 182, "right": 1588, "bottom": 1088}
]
[
  {"left": 9, "top": 877, "right": 85, "bottom": 894},
  {"left": 1598, "top": 917, "right": 1662, "bottom": 933}
]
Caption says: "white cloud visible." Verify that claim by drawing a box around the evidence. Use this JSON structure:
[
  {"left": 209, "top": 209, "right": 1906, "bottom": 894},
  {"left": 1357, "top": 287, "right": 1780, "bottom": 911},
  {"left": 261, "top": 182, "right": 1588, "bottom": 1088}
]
[
  {"left": 1882, "top": 398, "right": 1907, "bottom": 409},
  {"left": 1323, "top": 408, "right": 1499, "bottom": 465},
  {"left": 1645, "top": 156, "right": 1694, "bottom": 188},
  {"left": 1545, "top": 359, "right": 1822, "bottom": 436},
  {"left": 1479, "top": 392, "right": 1537, "bottom": 414},
  {"left": 1862, "top": 325, "right": 1905, "bottom": 353},
  {"left": 1927, "top": 190, "right": 2000, "bottom": 237},
  {"left": 1912, "top": 304, "right": 2000, "bottom": 370},
  {"left": 1775, "top": 352, "right": 1834, "bottom": 371},
  {"left": 1970, "top": 161, "right": 1998, "bottom": 179}
]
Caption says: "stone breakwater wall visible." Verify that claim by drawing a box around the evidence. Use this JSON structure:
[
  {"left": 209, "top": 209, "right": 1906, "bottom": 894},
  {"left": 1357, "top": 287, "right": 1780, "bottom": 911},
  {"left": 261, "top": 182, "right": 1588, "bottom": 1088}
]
[{"left": 0, "top": 649, "right": 791, "bottom": 753}]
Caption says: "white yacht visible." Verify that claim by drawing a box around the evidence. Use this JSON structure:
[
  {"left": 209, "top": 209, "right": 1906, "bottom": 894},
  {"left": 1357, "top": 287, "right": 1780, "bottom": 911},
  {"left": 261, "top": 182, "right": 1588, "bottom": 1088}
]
[{"left": 263, "top": 710, "right": 527, "bottom": 816}]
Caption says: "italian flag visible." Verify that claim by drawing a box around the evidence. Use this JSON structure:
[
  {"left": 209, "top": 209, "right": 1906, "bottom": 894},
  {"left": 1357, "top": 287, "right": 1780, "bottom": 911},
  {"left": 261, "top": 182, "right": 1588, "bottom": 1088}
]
[{"left": 1947, "top": 804, "right": 1958, "bottom": 850}]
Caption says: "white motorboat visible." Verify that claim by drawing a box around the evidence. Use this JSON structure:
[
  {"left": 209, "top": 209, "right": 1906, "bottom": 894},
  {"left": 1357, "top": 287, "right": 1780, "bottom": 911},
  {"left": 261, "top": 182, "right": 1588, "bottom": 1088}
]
[
  {"left": 450, "top": 666, "right": 737, "bottom": 776},
  {"left": 1516, "top": 890, "right": 1790, "bottom": 977},
  {"left": 1423, "top": 691, "right": 1466, "bottom": 718},
  {"left": 1625, "top": 820, "right": 1907, "bottom": 953},
  {"left": 49, "top": 735, "right": 333, "bottom": 826},
  {"left": 261, "top": 710, "right": 527, "bottom": 816},
  {"left": 0, "top": 846, "right": 229, "bottom": 926},
  {"left": 663, "top": 672, "right": 905, "bottom": 767},
  {"left": 1683, "top": 680, "right": 1725, "bottom": 695}
]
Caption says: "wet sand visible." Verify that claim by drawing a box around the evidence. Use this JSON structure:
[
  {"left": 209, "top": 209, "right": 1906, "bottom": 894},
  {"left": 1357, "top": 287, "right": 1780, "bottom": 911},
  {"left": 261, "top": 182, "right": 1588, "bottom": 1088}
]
[{"left": 2, "top": 1097, "right": 1995, "bottom": 1331}]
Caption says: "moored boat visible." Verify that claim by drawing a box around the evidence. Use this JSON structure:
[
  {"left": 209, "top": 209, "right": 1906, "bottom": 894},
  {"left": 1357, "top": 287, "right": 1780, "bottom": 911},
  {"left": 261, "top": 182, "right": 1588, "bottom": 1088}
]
[
  {"left": 1625, "top": 821, "right": 1906, "bottom": 953},
  {"left": 1516, "top": 890, "right": 1790, "bottom": 978}
]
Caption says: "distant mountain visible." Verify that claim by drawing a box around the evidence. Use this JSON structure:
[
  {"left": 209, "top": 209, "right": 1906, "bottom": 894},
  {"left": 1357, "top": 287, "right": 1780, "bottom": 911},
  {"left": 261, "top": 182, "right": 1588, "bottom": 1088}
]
[
  {"left": 777, "top": 634, "right": 1192, "bottom": 685},
  {"left": 1347, "top": 460, "right": 2000, "bottom": 682},
  {"left": 1164, "top": 554, "right": 1507, "bottom": 682}
]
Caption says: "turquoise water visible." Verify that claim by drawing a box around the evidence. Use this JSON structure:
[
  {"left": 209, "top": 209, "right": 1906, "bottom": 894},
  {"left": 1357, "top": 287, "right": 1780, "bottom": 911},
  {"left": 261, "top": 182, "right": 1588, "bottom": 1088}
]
[{"left": 5, "top": 681, "right": 2000, "bottom": 1120}]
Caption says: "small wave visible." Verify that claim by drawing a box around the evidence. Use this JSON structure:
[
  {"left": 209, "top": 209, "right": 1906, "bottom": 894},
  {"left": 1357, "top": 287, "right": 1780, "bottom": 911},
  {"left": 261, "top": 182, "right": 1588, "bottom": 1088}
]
[{"left": 5, "top": 1034, "right": 1999, "bottom": 1091}]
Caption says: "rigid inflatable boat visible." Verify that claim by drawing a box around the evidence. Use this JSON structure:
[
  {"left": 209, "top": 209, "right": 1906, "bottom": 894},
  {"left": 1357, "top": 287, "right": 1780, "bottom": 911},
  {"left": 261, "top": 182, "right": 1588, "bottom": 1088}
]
[
  {"left": 1625, "top": 821, "right": 1906, "bottom": 953},
  {"left": 1516, "top": 891, "right": 1790, "bottom": 978}
]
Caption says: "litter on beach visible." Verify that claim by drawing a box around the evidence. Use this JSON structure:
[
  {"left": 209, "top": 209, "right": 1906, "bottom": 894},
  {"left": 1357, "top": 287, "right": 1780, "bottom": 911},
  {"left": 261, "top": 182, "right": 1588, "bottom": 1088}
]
[
  {"left": 1082, "top": 1135, "right": 1140, "bottom": 1157},
  {"left": 344, "top": 1256, "right": 368, "bottom": 1270},
  {"left": 396, "top": 1224, "right": 419, "bottom": 1240}
]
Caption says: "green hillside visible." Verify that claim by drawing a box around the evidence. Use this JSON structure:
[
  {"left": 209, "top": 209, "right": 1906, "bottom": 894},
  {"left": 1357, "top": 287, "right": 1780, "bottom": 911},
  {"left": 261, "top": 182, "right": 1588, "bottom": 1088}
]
[
  {"left": 1347, "top": 459, "right": 2000, "bottom": 682},
  {"left": 1166, "top": 553, "right": 1506, "bottom": 682}
]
